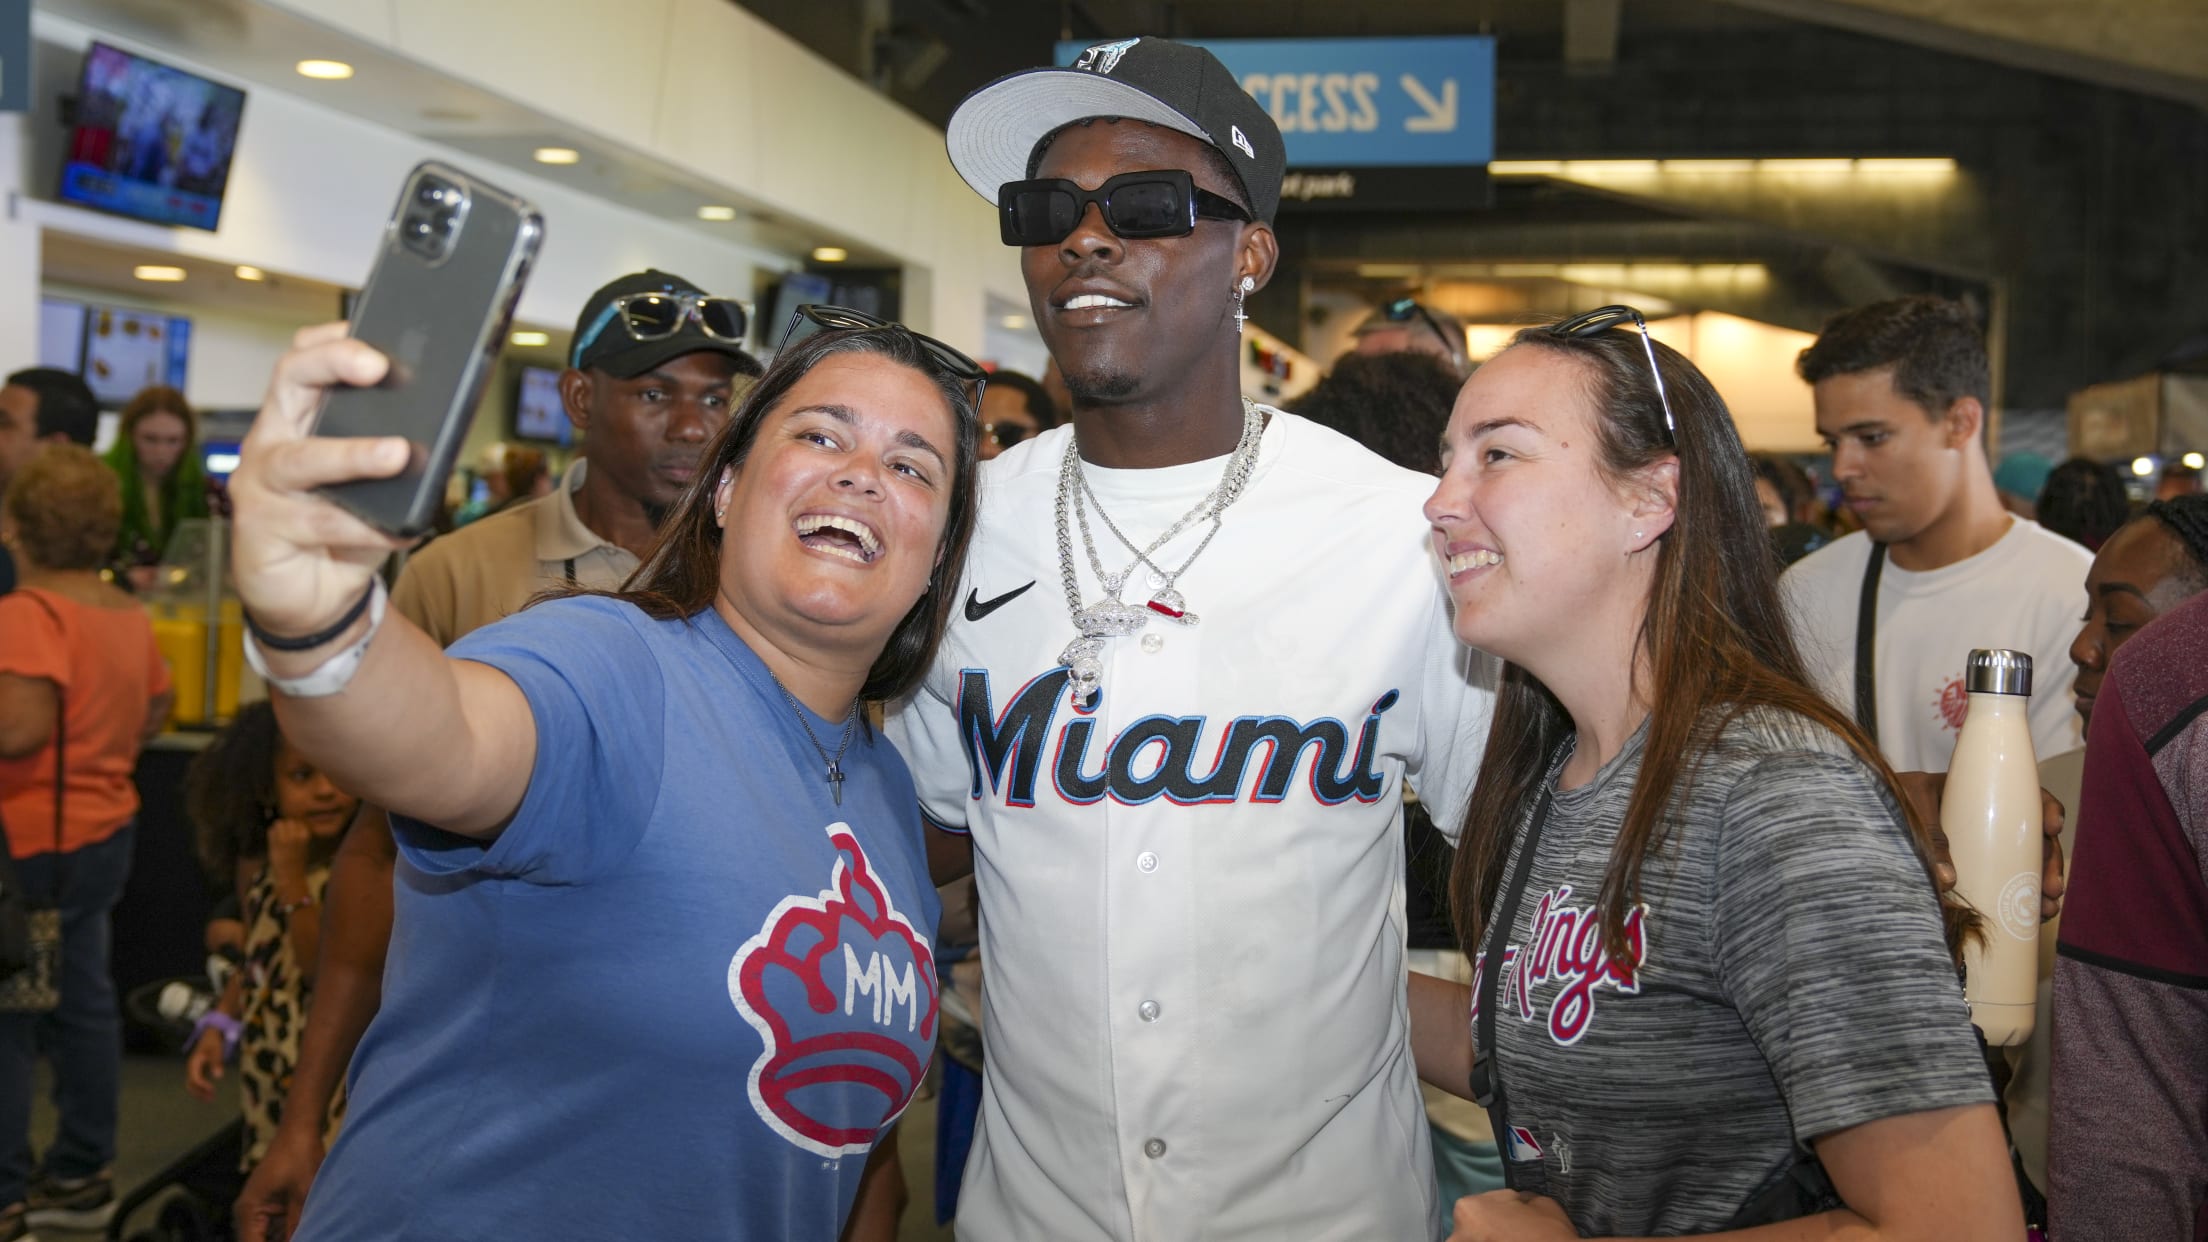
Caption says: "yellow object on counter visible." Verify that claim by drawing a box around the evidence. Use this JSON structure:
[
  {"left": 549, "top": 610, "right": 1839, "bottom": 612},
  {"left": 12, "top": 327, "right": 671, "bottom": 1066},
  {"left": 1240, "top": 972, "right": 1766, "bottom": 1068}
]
[{"left": 152, "top": 597, "right": 246, "bottom": 726}]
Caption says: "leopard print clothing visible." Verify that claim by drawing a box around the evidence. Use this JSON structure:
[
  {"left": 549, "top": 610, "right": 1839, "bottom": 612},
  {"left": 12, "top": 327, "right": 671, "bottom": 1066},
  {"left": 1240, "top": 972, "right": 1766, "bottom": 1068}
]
[{"left": 238, "top": 863, "right": 345, "bottom": 1169}]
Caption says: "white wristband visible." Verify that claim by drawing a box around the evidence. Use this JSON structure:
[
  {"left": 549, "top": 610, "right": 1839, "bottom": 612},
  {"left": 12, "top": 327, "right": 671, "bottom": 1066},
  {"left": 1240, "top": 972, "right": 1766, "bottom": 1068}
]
[{"left": 243, "top": 577, "right": 389, "bottom": 698}]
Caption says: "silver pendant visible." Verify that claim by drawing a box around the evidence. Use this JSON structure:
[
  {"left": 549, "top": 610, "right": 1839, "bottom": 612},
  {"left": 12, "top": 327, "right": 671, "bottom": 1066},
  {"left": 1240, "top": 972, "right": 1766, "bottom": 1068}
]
[
  {"left": 1074, "top": 598, "right": 1150, "bottom": 639},
  {"left": 1059, "top": 636, "right": 1105, "bottom": 707},
  {"left": 1145, "top": 587, "right": 1199, "bottom": 627}
]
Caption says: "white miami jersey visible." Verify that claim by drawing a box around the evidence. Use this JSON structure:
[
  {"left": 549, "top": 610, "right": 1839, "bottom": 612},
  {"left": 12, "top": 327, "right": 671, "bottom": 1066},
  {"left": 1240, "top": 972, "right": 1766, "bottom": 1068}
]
[{"left": 887, "top": 411, "right": 1496, "bottom": 1241}]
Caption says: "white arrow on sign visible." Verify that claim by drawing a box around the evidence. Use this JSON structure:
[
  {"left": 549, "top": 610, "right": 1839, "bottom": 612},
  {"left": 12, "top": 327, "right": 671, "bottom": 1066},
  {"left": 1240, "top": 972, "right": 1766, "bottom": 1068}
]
[{"left": 1400, "top": 75, "right": 1457, "bottom": 133}]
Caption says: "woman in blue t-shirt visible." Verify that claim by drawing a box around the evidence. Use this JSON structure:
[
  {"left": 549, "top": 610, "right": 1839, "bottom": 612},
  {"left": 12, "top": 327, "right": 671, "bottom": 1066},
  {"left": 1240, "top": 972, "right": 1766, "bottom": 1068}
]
[
  {"left": 224, "top": 308, "right": 981, "bottom": 1241},
  {"left": 1407, "top": 309, "right": 2025, "bottom": 1238}
]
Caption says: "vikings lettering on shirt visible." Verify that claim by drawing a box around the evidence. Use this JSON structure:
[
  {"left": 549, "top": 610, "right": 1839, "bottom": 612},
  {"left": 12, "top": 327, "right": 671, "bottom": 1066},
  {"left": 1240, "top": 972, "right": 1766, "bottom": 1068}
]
[
  {"left": 728, "top": 825, "right": 938, "bottom": 1160},
  {"left": 1473, "top": 885, "right": 1649, "bottom": 1045},
  {"left": 957, "top": 668, "right": 1396, "bottom": 807}
]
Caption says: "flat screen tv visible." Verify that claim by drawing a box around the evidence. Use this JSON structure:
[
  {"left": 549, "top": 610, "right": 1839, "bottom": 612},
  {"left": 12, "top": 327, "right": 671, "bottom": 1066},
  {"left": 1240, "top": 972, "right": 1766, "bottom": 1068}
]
[
  {"left": 43, "top": 296, "right": 191, "bottom": 407},
  {"left": 59, "top": 42, "right": 247, "bottom": 232},
  {"left": 513, "top": 365, "right": 572, "bottom": 446}
]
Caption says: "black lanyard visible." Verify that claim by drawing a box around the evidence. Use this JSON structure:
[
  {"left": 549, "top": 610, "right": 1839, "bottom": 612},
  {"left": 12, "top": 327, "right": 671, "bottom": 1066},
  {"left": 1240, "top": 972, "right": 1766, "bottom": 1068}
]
[
  {"left": 1854, "top": 545, "right": 1887, "bottom": 743},
  {"left": 1470, "top": 771, "right": 1559, "bottom": 1191}
]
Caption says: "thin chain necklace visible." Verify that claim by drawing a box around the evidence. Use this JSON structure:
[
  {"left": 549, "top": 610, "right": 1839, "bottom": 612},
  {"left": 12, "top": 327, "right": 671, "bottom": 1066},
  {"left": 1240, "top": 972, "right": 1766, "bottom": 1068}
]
[
  {"left": 765, "top": 671, "right": 860, "bottom": 806},
  {"left": 1054, "top": 399, "right": 1264, "bottom": 707}
]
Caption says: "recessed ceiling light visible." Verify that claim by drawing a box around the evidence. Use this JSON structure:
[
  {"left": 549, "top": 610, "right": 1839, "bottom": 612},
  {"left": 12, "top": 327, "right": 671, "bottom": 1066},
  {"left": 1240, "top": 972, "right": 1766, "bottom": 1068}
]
[
  {"left": 2186, "top": 452, "right": 2206, "bottom": 470},
  {"left": 533, "top": 147, "right": 580, "bottom": 166},
  {"left": 999, "top": 314, "right": 1027, "bottom": 330},
  {"left": 2133, "top": 456, "right": 2157, "bottom": 477},
  {"left": 811, "top": 247, "right": 849, "bottom": 263},
  {"left": 697, "top": 205, "right": 738, "bottom": 222},
  {"left": 133, "top": 265, "right": 186, "bottom": 283},
  {"left": 509, "top": 330, "right": 550, "bottom": 348},
  {"left": 295, "top": 59, "right": 354, "bottom": 81},
  {"left": 233, "top": 265, "right": 266, "bottom": 282}
]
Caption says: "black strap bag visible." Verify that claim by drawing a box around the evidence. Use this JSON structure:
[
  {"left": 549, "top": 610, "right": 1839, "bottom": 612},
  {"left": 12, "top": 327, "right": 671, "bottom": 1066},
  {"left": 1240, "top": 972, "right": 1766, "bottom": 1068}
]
[{"left": 0, "top": 591, "right": 69, "bottom": 1014}]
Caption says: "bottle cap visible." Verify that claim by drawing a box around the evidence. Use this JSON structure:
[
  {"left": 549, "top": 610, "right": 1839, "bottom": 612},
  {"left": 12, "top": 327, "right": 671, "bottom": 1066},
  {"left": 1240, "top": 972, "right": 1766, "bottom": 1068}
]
[{"left": 1965, "top": 648, "right": 2033, "bottom": 697}]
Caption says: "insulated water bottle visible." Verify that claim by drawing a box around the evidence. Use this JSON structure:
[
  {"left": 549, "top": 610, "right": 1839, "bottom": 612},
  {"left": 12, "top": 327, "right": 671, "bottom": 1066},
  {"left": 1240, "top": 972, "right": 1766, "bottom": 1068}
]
[{"left": 1942, "top": 648, "right": 2042, "bottom": 1046}]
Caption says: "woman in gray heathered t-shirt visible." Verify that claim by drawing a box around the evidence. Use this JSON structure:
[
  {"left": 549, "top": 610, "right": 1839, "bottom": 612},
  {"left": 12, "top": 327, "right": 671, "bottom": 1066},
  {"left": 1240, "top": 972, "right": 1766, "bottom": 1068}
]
[{"left": 1405, "top": 313, "right": 2021, "bottom": 1238}]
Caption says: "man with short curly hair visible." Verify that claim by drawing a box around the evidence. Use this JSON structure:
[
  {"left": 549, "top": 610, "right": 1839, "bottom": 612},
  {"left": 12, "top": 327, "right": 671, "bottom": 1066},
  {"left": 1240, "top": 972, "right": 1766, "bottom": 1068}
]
[{"left": 0, "top": 369, "right": 99, "bottom": 598}]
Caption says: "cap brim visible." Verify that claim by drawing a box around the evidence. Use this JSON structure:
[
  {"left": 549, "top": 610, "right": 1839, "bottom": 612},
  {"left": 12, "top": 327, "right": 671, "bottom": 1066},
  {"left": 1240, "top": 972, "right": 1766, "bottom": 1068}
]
[
  {"left": 591, "top": 333, "right": 752, "bottom": 381},
  {"left": 946, "top": 68, "right": 1213, "bottom": 202}
]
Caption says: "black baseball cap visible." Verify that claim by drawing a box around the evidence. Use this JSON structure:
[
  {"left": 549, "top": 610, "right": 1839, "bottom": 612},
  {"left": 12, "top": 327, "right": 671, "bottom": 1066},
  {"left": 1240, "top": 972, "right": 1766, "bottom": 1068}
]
[
  {"left": 570, "top": 269, "right": 752, "bottom": 379},
  {"left": 946, "top": 37, "right": 1286, "bottom": 225}
]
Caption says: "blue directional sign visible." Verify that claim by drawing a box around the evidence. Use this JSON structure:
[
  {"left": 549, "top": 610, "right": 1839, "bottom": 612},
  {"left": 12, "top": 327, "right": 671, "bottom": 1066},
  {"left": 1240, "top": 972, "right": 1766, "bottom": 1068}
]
[
  {"left": 0, "top": 0, "right": 29, "bottom": 113},
  {"left": 1055, "top": 36, "right": 1495, "bottom": 168}
]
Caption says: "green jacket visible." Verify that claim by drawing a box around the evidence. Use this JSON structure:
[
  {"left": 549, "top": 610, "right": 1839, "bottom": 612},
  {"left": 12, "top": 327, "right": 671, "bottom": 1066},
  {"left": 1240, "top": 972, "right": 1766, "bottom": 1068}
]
[{"left": 103, "top": 434, "right": 209, "bottom": 566}]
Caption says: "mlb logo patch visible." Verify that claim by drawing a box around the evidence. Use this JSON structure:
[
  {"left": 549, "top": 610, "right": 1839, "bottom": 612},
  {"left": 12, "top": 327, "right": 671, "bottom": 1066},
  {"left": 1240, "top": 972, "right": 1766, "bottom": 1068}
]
[
  {"left": 1075, "top": 38, "right": 1139, "bottom": 75},
  {"left": 1506, "top": 1126, "right": 1544, "bottom": 1163}
]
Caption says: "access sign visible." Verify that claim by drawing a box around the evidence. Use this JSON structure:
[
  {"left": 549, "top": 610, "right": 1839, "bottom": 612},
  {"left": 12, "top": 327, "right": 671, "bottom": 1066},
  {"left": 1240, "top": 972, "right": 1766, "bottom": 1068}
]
[{"left": 1054, "top": 36, "right": 1495, "bottom": 168}]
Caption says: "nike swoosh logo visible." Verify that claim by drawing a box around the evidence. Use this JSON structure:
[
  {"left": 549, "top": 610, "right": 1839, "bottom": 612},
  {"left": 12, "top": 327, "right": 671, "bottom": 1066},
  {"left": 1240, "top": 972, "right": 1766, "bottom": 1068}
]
[{"left": 964, "top": 581, "right": 1036, "bottom": 623}]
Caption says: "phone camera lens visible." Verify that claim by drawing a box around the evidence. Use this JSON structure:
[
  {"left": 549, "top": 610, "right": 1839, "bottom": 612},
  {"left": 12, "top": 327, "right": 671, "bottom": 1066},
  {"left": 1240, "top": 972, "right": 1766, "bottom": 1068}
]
[
  {"left": 406, "top": 217, "right": 435, "bottom": 239},
  {"left": 416, "top": 182, "right": 449, "bottom": 207}
]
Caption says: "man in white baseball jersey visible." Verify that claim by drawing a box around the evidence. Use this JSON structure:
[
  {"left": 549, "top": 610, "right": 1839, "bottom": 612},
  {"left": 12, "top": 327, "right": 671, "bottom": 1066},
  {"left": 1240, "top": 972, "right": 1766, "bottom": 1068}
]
[{"left": 888, "top": 38, "right": 1495, "bottom": 1240}]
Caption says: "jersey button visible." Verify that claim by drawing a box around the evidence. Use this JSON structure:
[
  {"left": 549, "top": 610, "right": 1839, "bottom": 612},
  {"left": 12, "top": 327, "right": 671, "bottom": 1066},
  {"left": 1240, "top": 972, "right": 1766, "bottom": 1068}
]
[
  {"left": 1136, "top": 851, "right": 1159, "bottom": 873},
  {"left": 1144, "top": 1138, "right": 1168, "bottom": 1159},
  {"left": 1141, "top": 632, "right": 1164, "bottom": 653},
  {"left": 1138, "top": 1000, "right": 1161, "bottom": 1022}
]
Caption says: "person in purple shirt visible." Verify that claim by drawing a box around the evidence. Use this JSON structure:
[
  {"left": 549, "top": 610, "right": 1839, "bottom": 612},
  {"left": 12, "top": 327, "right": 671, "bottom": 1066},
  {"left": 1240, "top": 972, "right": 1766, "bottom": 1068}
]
[{"left": 2053, "top": 586, "right": 2208, "bottom": 1238}]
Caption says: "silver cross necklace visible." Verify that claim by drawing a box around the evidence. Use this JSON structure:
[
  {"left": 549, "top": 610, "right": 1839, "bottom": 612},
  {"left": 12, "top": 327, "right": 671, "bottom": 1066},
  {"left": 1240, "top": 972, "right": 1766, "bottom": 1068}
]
[{"left": 765, "top": 671, "right": 859, "bottom": 805}]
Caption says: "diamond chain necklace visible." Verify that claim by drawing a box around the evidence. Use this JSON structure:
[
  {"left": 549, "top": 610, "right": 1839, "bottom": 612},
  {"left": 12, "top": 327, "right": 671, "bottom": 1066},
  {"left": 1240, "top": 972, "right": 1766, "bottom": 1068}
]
[{"left": 1054, "top": 399, "right": 1264, "bottom": 706}]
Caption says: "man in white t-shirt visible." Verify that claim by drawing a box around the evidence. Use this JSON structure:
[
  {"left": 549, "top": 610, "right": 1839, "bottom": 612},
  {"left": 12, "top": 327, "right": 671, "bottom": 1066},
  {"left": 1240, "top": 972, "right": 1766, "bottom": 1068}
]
[{"left": 1782, "top": 295, "right": 2088, "bottom": 773}]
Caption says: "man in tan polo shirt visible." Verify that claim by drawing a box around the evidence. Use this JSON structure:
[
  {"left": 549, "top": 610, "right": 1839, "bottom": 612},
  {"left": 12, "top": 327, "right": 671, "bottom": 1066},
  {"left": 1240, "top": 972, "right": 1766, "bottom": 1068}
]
[{"left": 235, "top": 269, "right": 759, "bottom": 1238}]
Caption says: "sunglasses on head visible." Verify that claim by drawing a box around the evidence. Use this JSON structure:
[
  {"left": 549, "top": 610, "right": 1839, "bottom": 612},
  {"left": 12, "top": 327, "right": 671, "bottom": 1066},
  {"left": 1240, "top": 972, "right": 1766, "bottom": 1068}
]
[
  {"left": 572, "top": 292, "right": 749, "bottom": 366},
  {"left": 776, "top": 304, "right": 989, "bottom": 405},
  {"left": 997, "top": 169, "right": 1250, "bottom": 248},
  {"left": 1548, "top": 304, "right": 1677, "bottom": 447},
  {"left": 1380, "top": 297, "right": 1456, "bottom": 354}
]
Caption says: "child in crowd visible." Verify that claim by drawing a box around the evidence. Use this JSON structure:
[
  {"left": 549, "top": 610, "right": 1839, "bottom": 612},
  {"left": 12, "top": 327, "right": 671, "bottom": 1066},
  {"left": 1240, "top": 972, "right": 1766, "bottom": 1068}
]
[{"left": 181, "top": 702, "right": 359, "bottom": 1169}]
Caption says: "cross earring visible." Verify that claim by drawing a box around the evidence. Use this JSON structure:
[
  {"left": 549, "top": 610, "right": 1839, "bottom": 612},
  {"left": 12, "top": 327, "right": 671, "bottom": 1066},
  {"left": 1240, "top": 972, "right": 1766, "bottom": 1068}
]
[{"left": 1233, "top": 276, "right": 1254, "bottom": 332}]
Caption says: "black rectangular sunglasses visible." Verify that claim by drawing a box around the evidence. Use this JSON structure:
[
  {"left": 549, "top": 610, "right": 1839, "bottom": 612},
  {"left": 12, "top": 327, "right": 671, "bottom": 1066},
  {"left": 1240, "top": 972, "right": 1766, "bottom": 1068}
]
[
  {"left": 997, "top": 169, "right": 1249, "bottom": 248},
  {"left": 777, "top": 304, "right": 989, "bottom": 404},
  {"left": 1549, "top": 304, "right": 1678, "bottom": 446}
]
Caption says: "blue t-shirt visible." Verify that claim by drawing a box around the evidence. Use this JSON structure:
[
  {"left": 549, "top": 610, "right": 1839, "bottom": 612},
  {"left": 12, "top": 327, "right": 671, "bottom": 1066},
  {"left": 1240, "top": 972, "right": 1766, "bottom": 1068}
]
[{"left": 297, "top": 596, "right": 940, "bottom": 1242}]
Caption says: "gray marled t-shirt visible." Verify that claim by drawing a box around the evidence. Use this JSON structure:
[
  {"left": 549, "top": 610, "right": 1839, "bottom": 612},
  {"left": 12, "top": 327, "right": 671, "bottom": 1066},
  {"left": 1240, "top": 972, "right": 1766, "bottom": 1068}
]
[{"left": 1474, "top": 709, "right": 1992, "bottom": 1234}]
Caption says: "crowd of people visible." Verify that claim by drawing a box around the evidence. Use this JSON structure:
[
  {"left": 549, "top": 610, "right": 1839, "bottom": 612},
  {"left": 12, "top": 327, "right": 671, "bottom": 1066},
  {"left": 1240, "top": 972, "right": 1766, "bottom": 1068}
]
[{"left": 0, "top": 32, "right": 2199, "bottom": 1242}]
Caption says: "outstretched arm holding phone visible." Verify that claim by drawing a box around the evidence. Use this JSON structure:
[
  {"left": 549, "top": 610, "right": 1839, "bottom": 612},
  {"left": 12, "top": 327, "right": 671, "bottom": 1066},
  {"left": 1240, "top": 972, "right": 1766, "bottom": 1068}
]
[{"left": 230, "top": 327, "right": 537, "bottom": 839}]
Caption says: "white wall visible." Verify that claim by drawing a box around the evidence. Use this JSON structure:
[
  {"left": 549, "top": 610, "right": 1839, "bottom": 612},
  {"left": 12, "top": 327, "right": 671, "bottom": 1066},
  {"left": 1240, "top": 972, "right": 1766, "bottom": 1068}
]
[
  {"left": 0, "top": 117, "right": 48, "bottom": 379},
  {"left": 261, "top": 0, "right": 1025, "bottom": 349}
]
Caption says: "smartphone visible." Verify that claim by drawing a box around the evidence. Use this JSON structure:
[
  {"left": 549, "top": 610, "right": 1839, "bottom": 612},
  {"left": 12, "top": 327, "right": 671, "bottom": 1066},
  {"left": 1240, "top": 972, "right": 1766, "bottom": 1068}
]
[{"left": 312, "top": 161, "right": 544, "bottom": 537}]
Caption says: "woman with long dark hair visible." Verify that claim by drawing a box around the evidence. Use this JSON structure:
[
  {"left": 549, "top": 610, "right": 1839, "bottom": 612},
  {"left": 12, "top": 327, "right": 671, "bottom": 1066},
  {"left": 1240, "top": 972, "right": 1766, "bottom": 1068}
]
[
  {"left": 225, "top": 310, "right": 981, "bottom": 1240},
  {"left": 1409, "top": 309, "right": 2019, "bottom": 1238}
]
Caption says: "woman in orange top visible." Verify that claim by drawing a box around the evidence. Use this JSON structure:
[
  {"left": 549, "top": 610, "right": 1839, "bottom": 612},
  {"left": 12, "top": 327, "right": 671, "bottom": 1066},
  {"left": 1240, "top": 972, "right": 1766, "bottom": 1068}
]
[{"left": 0, "top": 443, "right": 172, "bottom": 1240}]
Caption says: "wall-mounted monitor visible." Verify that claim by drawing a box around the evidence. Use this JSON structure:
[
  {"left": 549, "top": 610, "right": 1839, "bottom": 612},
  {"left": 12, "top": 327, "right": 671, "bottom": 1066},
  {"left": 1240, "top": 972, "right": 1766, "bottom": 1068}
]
[
  {"left": 59, "top": 42, "right": 247, "bottom": 232},
  {"left": 762, "top": 272, "right": 834, "bottom": 355},
  {"left": 43, "top": 297, "right": 193, "bottom": 407},
  {"left": 512, "top": 364, "right": 572, "bottom": 446}
]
